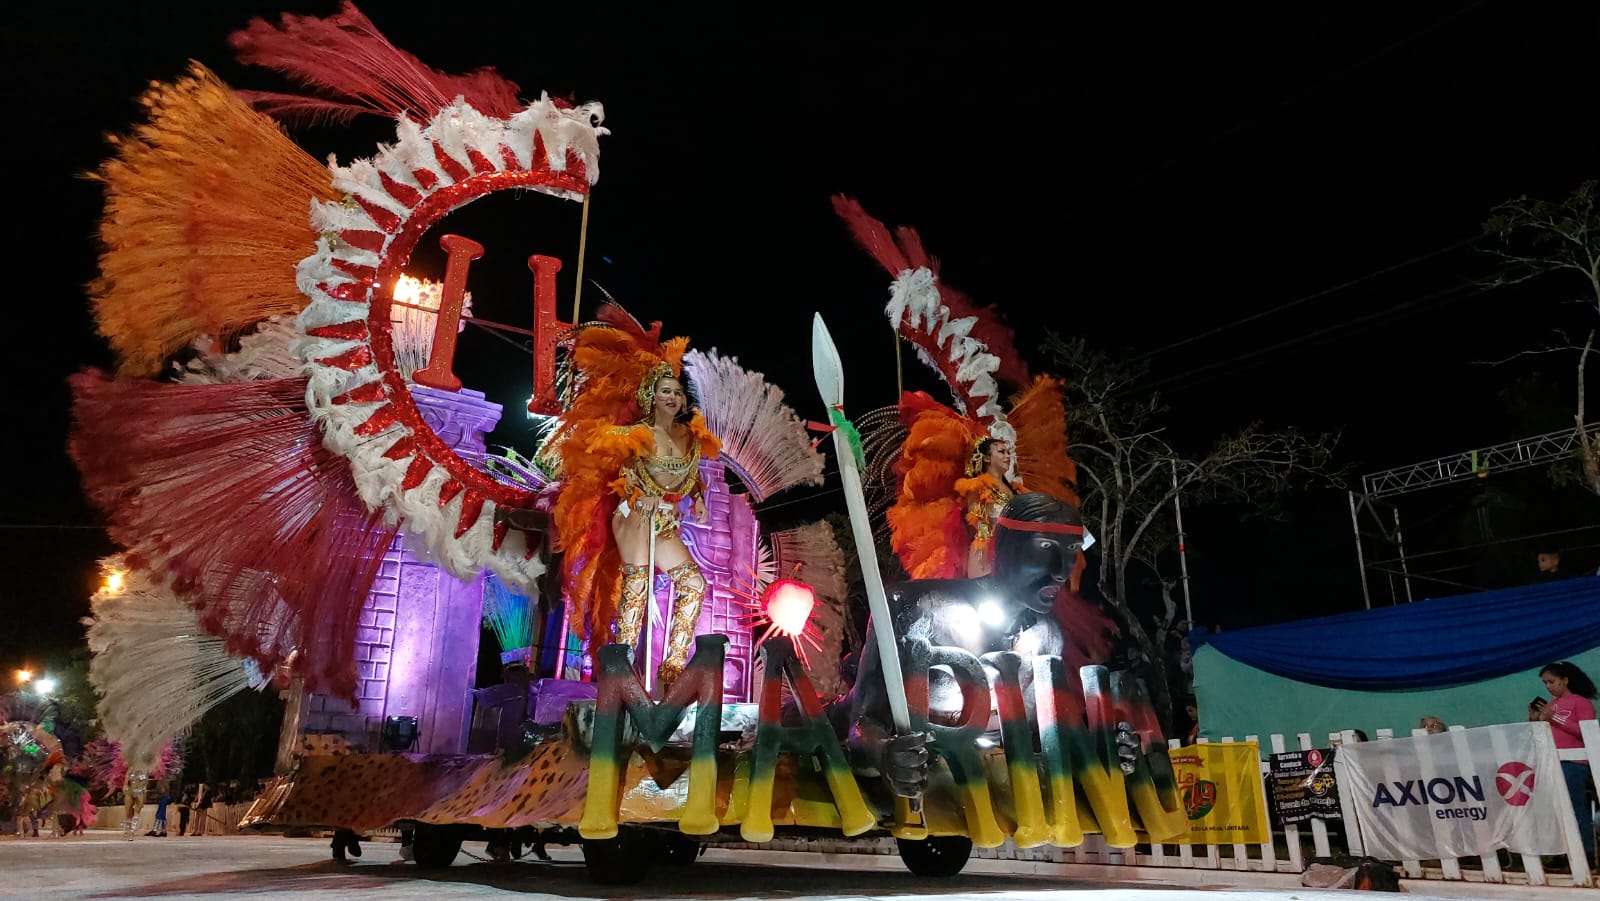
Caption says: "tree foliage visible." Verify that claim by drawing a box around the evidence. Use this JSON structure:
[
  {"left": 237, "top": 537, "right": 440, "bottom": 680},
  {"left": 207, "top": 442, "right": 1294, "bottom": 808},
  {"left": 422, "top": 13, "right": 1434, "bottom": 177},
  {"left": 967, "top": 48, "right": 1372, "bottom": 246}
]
[{"left": 1483, "top": 179, "right": 1600, "bottom": 494}]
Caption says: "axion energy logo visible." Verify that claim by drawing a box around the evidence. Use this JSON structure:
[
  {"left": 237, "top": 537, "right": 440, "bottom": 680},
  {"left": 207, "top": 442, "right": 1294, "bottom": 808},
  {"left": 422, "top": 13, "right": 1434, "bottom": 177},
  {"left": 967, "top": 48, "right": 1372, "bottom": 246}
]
[
  {"left": 1372, "top": 774, "right": 1489, "bottom": 821},
  {"left": 1495, "top": 761, "right": 1536, "bottom": 807}
]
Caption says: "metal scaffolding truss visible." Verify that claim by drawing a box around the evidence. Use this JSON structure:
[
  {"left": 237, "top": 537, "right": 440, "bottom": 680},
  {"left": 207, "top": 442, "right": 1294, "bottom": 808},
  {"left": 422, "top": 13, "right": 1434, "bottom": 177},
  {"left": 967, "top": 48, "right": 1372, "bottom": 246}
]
[
  {"left": 1361, "top": 423, "right": 1599, "bottom": 499},
  {"left": 1348, "top": 422, "right": 1598, "bottom": 608}
]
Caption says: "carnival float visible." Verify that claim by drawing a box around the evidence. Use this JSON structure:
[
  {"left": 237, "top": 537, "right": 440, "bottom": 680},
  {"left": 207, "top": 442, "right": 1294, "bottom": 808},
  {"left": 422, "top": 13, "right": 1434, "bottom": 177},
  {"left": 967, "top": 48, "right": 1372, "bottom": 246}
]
[{"left": 68, "top": 3, "right": 1185, "bottom": 883}]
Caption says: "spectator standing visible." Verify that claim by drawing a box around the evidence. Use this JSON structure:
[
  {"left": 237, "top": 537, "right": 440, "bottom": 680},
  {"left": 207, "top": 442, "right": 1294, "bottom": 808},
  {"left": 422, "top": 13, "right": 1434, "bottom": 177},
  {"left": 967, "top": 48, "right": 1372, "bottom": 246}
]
[
  {"left": 175, "top": 787, "right": 192, "bottom": 836},
  {"left": 149, "top": 788, "right": 171, "bottom": 837},
  {"left": 1536, "top": 549, "right": 1567, "bottom": 583},
  {"left": 1530, "top": 661, "right": 1597, "bottom": 867},
  {"left": 190, "top": 784, "right": 212, "bottom": 837}
]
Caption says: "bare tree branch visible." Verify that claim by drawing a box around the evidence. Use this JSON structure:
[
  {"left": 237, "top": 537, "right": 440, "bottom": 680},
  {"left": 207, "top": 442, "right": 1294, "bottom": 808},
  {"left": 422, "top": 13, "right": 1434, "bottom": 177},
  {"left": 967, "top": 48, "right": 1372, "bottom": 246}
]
[
  {"left": 1042, "top": 332, "right": 1341, "bottom": 728},
  {"left": 1482, "top": 180, "right": 1600, "bottom": 496}
]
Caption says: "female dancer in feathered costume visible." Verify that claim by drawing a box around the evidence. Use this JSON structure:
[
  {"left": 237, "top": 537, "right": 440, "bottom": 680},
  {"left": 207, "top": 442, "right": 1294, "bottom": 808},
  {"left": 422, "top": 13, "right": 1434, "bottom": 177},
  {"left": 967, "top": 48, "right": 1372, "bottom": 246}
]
[
  {"left": 552, "top": 304, "right": 721, "bottom": 689},
  {"left": 833, "top": 196, "right": 1083, "bottom": 582},
  {"left": 891, "top": 379, "right": 1080, "bottom": 579}
]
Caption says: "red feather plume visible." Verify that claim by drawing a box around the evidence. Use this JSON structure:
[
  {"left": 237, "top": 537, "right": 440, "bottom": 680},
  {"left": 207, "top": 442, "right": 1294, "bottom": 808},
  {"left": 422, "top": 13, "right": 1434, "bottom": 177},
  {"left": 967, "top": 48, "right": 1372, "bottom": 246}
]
[
  {"left": 832, "top": 195, "right": 1029, "bottom": 390},
  {"left": 229, "top": 2, "right": 523, "bottom": 125}
]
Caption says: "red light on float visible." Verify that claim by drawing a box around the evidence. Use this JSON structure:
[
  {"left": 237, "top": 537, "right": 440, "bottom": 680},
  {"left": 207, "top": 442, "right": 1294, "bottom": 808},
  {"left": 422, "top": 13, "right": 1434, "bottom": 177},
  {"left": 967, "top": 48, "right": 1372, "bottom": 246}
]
[
  {"left": 763, "top": 579, "right": 816, "bottom": 638},
  {"left": 735, "top": 577, "right": 823, "bottom": 667}
]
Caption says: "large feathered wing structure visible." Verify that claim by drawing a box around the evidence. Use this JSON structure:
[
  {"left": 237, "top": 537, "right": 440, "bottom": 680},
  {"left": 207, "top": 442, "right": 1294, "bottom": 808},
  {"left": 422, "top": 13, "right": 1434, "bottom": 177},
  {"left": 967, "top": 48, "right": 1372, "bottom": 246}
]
[
  {"left": 69, "top": 372, "right": 397, "bottom": 697},
  {"left": 886, "top": 392, "right": 977, "bottom": 580},
  {"left": 83, "top": 560, "right": 263, "bottom": 773},
  {"left": 681, "top": 349, "right": 824, "bottom": 502},
  {"left": 90, "top": 63, "right": 337, "bottom": 376},
  {"left": 229, "top": 1, "right": 523, "bottom": 125}
]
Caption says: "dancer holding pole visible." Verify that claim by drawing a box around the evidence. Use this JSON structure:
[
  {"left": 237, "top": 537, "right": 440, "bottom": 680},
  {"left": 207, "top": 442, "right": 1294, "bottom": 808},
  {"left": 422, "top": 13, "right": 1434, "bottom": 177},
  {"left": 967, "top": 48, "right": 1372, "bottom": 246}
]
[{"left": 552, "top": 304, "right": 720, "bottom": 691}]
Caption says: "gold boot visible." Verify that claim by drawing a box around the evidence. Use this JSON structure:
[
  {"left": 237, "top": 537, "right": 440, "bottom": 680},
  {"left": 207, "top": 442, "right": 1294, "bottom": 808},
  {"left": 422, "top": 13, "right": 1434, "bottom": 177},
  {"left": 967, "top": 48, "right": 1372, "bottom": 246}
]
[
  {"left": 657, "top": 560, "right": 706, "bottom": 689},
  {"left": 613, "top": 564, "right": 651, "bottom": 648}
]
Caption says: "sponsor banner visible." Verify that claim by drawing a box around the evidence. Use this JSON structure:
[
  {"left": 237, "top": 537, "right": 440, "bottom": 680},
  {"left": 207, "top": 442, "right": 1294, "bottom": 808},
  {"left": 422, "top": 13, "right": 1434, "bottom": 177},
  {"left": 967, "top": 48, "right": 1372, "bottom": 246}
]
[
  {"left": 1269, "top": 747, "right": 1343, "bottom": 825},
  {"left": 1334, "top": 723, "right": 1571, "bottom": 859},
  {"left": 1169, "top": 741, "right": 1269, "bottom": 844}
]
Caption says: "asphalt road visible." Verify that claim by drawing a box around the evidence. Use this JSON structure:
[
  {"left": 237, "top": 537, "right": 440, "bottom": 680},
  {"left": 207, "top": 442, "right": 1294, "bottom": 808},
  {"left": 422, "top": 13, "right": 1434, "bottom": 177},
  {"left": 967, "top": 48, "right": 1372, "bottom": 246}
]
[{"left": 0, "top": 831, "right": 1564, "bottom": 900}]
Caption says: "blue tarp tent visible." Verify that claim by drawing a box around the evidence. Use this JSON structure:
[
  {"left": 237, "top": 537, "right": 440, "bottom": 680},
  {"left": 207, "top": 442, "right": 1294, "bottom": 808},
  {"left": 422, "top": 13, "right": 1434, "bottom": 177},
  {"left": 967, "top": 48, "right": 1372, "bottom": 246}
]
[{"left": 1194, "top": 577, "right": 1600, "bottom": 748}]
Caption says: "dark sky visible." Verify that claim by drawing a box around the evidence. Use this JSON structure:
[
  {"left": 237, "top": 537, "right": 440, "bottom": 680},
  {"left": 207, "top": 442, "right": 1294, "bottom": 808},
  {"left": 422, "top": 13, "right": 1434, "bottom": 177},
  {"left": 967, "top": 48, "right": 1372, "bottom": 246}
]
[{"left": 5, "top": 3, "right": 1598, "bottom": 674}]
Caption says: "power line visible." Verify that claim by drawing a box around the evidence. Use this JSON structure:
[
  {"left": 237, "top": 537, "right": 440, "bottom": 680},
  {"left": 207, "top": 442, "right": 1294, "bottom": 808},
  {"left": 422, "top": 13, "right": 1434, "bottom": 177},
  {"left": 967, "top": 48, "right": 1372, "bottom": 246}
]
[{"left": 1128, "top": 236, "right": 1478, "bottom": 365}]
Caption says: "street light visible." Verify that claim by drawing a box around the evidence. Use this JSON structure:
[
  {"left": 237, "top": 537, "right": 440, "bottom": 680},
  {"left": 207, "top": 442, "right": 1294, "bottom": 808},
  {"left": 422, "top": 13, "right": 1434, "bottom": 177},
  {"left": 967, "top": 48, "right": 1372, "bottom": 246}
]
[
  {"left": 14, "top": 669, "right": 30, "bottom": 684},
  {"left": 33, "top": 677, "right": 57, "bottom": 696}
]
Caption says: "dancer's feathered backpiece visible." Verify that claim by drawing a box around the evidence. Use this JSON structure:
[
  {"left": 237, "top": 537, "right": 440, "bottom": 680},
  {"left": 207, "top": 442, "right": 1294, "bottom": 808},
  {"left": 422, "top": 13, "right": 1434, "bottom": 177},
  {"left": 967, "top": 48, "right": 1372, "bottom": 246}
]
[
  {"left": 832, "top": 194, "right": 1028, "bottom": 425},
  {"left": 886, "top": 393, "right": 974, "bottom": 579},
  {"left": 681, "top": 349, "right": 825, "bottom": 502},
  {"left": 1007, "top": 375, "right": 1081, "bottom": 506},
  {"left": 552, "top": 304, "right": 719, "bottom": 642},
  {"left": 80, "top": 738, "right": 182, "bottom": 798}
]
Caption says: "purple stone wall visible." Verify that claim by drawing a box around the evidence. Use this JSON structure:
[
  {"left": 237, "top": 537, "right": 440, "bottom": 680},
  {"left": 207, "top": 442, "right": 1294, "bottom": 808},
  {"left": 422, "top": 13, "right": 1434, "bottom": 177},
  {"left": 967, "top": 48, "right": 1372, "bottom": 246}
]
[
  {"left": 665, "top": 457, "right": 758, "bottom": 702},
  {"left": 289, "top": 387, "right": 500, "bottom": 754}
]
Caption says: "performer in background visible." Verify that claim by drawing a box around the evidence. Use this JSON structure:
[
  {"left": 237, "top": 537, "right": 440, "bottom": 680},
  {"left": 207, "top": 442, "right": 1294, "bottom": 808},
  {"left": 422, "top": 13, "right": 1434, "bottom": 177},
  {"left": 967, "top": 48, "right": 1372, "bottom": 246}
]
[{"left": 959, "top": 436, "right": 1026, "bottom": 578}]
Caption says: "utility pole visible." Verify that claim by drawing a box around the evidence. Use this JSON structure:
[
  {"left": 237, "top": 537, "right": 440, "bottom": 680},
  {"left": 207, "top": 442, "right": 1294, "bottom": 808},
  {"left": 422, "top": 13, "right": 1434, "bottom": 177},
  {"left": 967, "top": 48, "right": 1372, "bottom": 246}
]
[
  {"left": 1171, "top": 460, "right": 1194, "bottom": 626},
  {"left": 1349, "top": 491, "right": 1372, "bottom": 610}
]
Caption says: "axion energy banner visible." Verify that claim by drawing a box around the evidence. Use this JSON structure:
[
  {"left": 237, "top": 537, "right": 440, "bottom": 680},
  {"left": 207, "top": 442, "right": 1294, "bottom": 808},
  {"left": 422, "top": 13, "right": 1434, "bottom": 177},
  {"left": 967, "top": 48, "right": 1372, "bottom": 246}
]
[
  {"left": 1170, "top": 742, "right": 1269, "bottom": 844},
  {"left": 1334, "top": 723, "right": 1572, "bottom": 859}
]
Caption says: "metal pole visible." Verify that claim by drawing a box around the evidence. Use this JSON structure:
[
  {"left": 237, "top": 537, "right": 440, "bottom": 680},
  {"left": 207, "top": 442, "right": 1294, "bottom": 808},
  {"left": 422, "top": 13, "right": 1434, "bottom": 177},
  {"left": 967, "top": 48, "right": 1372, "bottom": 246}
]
[
  {"left": 1393, "top": 507, "right": 1414, "bottom": 602},
  {"left": 572, "top": 193, "right": 591, "bottom": 325},
  {"left": 1349, "top": 491, "right": 1372, "bottom": 610},
  {"left": 893, "top": 329, "right": 904, "bottom": 397},
  {"left": 1170, "top": 459, "right": 1195, "bottom": 626}
]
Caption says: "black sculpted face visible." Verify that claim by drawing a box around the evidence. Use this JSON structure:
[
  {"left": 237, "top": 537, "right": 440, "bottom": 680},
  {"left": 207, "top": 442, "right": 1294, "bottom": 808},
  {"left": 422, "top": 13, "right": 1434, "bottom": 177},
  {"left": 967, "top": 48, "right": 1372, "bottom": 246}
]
[{"left": 990, "top": 492, "right": 1082, "bottom": 615}]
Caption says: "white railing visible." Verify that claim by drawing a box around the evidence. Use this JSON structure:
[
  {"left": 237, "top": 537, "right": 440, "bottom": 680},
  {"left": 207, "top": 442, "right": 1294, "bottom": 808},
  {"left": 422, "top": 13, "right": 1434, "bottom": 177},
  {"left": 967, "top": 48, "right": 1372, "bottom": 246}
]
[{"left": 711, "top": 724, "right": 1599, "bottom": 890}]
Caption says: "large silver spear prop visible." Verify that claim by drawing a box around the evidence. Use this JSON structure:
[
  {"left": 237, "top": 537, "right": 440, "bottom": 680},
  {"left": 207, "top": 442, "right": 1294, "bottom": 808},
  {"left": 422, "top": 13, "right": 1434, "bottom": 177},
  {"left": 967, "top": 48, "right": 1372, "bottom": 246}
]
[{"left": 812, "top": 314, "right": 925, "bottom": 834}]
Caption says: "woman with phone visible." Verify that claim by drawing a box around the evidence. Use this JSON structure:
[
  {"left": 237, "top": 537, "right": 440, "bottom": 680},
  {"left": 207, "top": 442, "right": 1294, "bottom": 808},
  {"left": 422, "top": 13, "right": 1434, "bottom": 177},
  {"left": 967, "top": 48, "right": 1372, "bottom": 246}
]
[{"left": 1531, "top": 661, "right": 1598, "bottom": 867}]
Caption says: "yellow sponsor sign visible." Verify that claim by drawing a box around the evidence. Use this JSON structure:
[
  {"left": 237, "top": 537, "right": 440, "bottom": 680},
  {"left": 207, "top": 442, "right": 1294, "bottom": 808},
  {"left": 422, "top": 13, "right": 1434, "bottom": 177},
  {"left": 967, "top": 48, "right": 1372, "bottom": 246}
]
[{"left": 1168, "top": 742, "right": 1268, "bottom": 845}]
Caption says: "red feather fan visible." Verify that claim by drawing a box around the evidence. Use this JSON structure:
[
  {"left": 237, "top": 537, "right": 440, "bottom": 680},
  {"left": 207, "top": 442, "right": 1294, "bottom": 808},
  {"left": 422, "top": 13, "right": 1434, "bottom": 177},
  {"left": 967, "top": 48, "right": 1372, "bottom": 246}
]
[
  {"left": 229, "top": 2, "right": 524, "bottom": 125},
  {"left": 69, "top": 372, "right": 397, "bottom": 699}
]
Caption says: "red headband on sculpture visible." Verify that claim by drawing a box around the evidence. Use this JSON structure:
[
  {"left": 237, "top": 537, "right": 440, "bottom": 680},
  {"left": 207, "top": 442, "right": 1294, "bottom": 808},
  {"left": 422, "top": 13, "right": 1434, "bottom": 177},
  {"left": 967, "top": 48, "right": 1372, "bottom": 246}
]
[{"left": 997, "top": 517, "right": 1084, "bottom": 536}]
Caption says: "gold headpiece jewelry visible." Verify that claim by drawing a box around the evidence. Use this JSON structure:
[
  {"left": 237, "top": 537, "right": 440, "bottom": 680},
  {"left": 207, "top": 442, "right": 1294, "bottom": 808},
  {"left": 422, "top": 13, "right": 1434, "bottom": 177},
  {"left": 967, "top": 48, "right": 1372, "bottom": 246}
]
[
  {"left": 636, "top": 361, "right": 675, "bottom": 413},
  {"left": 966, "top": 435, "right": 989, "bottom": 478}
]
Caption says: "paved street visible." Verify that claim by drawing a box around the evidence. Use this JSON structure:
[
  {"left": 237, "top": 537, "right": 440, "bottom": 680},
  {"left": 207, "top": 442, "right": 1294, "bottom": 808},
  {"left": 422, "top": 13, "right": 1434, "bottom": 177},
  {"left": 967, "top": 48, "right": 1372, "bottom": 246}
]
[{"left": 0, "top": 831, "right": 1573, "bottom": 900}]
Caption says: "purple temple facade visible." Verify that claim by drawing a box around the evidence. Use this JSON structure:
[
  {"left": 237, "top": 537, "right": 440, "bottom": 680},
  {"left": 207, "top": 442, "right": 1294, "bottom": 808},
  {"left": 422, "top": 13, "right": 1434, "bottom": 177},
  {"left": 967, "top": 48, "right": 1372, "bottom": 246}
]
[
  {"left": 279, "top": 387, "right": 760, "bottom": 765},
  {"left": 663, "top": 456, "right": 760, "bottom": 702}
]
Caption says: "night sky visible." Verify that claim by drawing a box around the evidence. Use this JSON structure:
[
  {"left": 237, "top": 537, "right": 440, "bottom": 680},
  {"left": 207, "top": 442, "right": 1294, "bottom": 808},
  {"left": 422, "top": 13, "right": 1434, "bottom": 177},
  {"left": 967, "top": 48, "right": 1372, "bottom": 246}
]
[{"left": 5, "top": 3, "right": 1597, "bottom": 676}]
